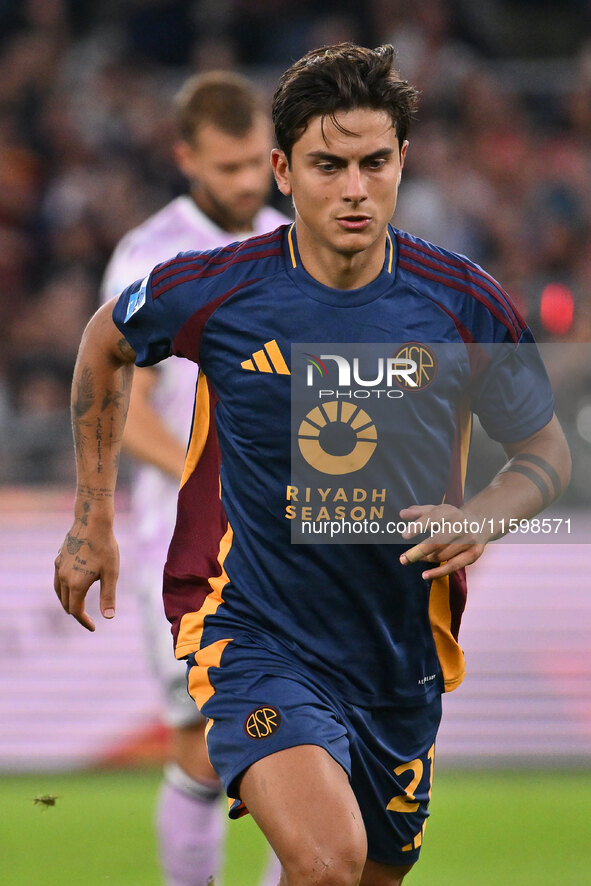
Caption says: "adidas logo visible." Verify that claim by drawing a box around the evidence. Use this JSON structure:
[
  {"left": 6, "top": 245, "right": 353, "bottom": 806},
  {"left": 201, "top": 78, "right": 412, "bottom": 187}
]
[{"left": 241, "top": 339, "right": 290, "bottom": 375}]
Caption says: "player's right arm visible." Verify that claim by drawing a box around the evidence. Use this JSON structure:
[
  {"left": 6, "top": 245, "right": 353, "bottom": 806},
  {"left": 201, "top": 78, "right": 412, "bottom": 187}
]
[{"left": 53, "top": 301, "right": 137, "bottom": 632}]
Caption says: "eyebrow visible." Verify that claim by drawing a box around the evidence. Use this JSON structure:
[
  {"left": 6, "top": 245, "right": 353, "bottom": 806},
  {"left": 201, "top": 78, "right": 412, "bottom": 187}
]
[{"left": 306, "top": 148, "right": 396, "bottom": 163}]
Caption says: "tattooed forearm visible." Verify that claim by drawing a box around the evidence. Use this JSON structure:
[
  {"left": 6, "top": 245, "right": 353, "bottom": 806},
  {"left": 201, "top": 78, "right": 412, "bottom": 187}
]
[
  {"left": 72, "top": 417, "right": 93, "bottom": 458},
  {"left": 76, "top": 485, "right": 113, "bottom": 501},
  {"left": 108, "top": 416, "right": 124, "bottom": 459},
  {"left": 96, "top": 416, "right": 103, "bottom": 474},
  {"left": 78, "top": 500, "right": 90, "bottom": 526},
  {"left": 73, "top": 366, "right": 94, "bottom": 418},
  {"left": 101, "top": 389, "right": 125, "bottom": 411},
  {"left": 70, "top": 333, "right": 133, "bottom": 495}
]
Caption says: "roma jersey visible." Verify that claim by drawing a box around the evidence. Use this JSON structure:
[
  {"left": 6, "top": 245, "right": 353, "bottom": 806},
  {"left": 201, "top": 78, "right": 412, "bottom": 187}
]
[{"left": 113, "top": 224, "right": 553, "bottom": 707}]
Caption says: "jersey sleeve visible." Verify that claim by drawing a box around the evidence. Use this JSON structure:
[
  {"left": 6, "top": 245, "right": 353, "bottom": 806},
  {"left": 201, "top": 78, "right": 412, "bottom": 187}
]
[
  {"left": 470, "top": 328, "right": 554, "bottom": 444},
  {"left": 111, "top": 241, "right": 253, "bottom": 367},
  {"left": 112, "top": 255, "right": 205, "bottom": 367}
]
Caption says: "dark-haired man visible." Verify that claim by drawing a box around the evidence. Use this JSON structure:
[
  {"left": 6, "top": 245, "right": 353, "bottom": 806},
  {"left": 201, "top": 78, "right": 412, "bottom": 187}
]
[{"left": 56, "top": 44, "right": 569, "bottom": 886}]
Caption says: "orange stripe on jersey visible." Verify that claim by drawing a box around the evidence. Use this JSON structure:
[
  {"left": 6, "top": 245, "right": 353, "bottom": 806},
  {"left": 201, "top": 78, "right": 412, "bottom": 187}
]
[
  {"left": 458, "top": 403, "right": 472, "bottom": 497},
  {"left": 175, "top": 522, "right": 234, "bottom": 657},
  {"left": 287, "top": 223, "right": 297, "bottom": 268},
  {"left": 386, "top": 229, "right": 394, "bottom": 273},
  {"left": 429, "top": 397, "right": 471, "bottom": 690},
  {"left": 429, "top": 574, "right": 465, "bottom": 691},
  {"left": 180, "top": 372, "right": 211, "bottom": 489},
  {"left": 188, "top": 638, "right": 232, "bottom": 708}
]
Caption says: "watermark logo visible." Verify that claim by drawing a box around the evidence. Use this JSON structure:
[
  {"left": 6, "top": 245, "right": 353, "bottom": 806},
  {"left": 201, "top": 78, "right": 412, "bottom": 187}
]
[{"left": 305, "top": 353, "right": 418, "bottom": 389}]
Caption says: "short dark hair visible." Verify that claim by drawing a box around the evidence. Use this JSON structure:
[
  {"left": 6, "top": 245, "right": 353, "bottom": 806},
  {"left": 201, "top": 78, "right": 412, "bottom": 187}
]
[
  {"left": 272, "top": 43, "right": 419, "bottom": 161},
  {"left": 175, "top": 71, "right": 263, "bottom": 142}
]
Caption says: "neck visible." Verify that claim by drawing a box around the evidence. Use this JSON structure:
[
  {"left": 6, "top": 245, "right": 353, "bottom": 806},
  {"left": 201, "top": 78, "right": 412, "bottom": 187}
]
[{"left": 295, "top": 224, "right": 388, "bottom": 290}]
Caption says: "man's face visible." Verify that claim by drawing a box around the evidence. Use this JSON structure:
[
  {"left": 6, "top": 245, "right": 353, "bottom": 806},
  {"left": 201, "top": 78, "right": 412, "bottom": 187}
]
[
  {"left": 176, "top": 112, "right": 273, "bottom": 232},
  {"left": 272, "top": 108, "right": 407, "bottom": 261}
]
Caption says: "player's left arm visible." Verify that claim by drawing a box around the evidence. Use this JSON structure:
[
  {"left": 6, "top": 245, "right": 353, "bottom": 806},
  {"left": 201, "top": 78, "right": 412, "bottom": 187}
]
[{"left": 399, "top": 413, "right": 571, "bottom": 579}]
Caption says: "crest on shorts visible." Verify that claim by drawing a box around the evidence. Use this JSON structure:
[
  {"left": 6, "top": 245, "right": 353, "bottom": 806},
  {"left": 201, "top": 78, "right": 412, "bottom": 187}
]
[{"left": 244, "top": 705, "right": 282, "bottom": 739}]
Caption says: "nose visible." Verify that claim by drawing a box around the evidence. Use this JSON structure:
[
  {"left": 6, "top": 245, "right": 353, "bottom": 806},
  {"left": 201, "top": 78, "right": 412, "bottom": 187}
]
[{"left": 343, "top": 165, "right": 367, "bottom": 204}]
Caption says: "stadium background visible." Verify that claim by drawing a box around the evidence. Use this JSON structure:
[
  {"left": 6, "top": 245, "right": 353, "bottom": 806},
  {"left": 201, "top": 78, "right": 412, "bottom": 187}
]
[{"left": 1, "top": 1, "right": 590, "bottom": 884}]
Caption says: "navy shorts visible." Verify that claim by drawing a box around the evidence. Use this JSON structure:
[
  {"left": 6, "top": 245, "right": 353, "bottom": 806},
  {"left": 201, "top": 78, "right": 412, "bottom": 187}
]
[{"left": 187, "top": 638, "right": 442, "bottom": 866}]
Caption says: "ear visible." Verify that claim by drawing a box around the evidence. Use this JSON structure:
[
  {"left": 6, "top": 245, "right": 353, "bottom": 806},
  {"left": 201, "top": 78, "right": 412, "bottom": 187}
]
[
  {"left": 271, "top": 149, "right": 292, "bottom": 196},
  {"left": 398, "top": 139, "right": 409, "bottom": 183},
  {"left": 174, "top": 140, "right": 201, "bottom": 180}
]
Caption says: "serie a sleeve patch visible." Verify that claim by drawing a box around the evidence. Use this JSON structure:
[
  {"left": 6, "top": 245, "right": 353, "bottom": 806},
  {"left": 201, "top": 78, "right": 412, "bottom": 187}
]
[{"left": 124, "top": 274, "right": 150, "bottom": 322}]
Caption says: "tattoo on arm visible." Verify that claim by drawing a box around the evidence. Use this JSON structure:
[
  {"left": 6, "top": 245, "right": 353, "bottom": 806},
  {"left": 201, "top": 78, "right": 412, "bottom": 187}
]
[
  {"left": 67, "top": 534, "right": 85, "bottom": 555},
  {"left": 68, "top": 489, "right": 113, "bottom": 553},
  {"left": 510, "top": 453, "right": 562, "bottom": 498},
  {"left": 101, "top": 389, "right": 124, "bottom": 411},
  {"left": 73, "top": 418, "right": 93, "bottom": 458},
  {"left": 96, "top": 417, "right": 103, "bottom": 474},
  {"left": 73, "top": 366, "right": 94, "bottom": 418},
  {"left": 501, "top": 463, "right": 552, "bottom": 510},
  {"left": 76, "top": 485, "right": 113, "bottom": 501}
]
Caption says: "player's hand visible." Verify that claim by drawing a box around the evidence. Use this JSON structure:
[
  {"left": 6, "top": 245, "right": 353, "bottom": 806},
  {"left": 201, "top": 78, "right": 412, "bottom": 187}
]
[
  {"left": 398, "top": 503, "right": 486, "bottom": 580},
  {"left": 53, "top": 525, "right": 120, "bottom": 631}
]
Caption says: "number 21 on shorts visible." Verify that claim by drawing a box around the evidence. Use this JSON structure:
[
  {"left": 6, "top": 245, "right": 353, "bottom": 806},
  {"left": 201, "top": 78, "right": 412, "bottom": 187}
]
[{"left": 387, "top": 743, "right": 435, "bottom": 813}]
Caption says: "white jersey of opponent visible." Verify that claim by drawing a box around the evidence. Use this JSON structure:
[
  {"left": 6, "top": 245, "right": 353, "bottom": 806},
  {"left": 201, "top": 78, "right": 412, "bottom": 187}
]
[{"left": 101, "top": 195, "right": 289, "bottom": 568}]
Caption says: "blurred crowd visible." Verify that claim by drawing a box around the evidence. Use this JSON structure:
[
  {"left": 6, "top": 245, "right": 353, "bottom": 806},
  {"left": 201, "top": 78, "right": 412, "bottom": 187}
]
[{"left": 1, "top": 0, "right": 591, "bottom": 490}]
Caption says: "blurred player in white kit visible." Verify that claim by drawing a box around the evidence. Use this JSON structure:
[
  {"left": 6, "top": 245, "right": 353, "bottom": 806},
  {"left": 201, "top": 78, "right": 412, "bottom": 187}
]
[{"left": 101, "top": 70, "right": 289, "bottom": 886}]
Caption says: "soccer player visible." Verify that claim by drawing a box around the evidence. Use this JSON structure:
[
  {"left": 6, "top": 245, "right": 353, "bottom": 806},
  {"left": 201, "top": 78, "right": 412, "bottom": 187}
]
[
  {"left": 100, "top": 71, "right": 288, "bottom": 886},
  {"left": 55, "top": 44, "right": 570, "bottom": 886}
]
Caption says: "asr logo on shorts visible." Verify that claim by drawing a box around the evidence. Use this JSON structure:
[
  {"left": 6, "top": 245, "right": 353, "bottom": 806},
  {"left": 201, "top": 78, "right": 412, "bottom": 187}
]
[{"left": 244, "top": 705, "right": 282, "bottom": 740}]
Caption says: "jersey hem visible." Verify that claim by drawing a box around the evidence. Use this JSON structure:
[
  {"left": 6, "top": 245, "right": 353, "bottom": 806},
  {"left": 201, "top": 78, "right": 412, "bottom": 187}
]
[{"left": 443, "top": 669, "right": 465, "bottom": 692}]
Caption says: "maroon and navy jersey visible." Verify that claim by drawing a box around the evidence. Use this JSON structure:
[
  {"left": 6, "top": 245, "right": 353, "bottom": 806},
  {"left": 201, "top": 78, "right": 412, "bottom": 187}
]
[{"left": 113, "top": 224, "right": 553, "bottom": 707}]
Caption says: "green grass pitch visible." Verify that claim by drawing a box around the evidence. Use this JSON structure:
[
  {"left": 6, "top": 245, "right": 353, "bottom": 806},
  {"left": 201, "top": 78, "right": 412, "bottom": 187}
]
[{"left": 2, "top": 768, "right": 591, "bottom": 885}]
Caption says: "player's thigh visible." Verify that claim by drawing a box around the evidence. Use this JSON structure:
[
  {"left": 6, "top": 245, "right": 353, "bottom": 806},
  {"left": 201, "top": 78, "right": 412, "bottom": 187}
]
[{"left": 240, "top": 744, "right": 367, "bottom": 880}]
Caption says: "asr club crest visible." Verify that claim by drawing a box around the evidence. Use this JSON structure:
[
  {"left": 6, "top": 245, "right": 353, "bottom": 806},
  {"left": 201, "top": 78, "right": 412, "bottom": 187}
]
[
  {"left": 391, "top": 342, "right": 438, "bottom": 390},
  {"left": 244, "top": 705, "right": 282, "bottom": 740}
]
